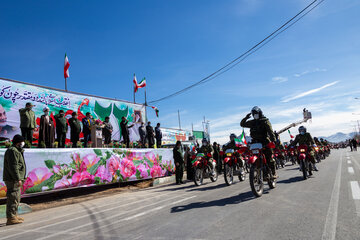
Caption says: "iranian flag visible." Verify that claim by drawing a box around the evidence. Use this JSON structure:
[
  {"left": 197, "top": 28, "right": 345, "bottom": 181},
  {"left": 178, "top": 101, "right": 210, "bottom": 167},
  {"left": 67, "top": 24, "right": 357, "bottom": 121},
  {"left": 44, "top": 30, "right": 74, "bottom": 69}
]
[
  {"left": 288, "top": 129, "right": 294, "bottom": 139},
  {"left": 64, "top": 53, "right": 70, "bottom": 79},
  {"left": 151, "top": 106, "right": 159, "bottom": 117},
  {"left": 133, "top": 74, "right": 139, "bottom": 92},
  {"left": 239, "top": 129, "right": 247, "bottom": 145},
  {"left": 138, "top": 77, "right": 146, "bottom": 89}
]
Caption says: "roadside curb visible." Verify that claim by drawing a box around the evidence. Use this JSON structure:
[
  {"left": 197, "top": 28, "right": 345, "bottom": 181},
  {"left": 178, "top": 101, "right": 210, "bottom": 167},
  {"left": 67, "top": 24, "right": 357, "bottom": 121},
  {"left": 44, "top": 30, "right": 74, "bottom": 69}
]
[
  {"left": 152, "top": 173, "right": 188, "bottom": 187},
  {"left": 0, "top": 203, "right": 32, "bottom": 219}
]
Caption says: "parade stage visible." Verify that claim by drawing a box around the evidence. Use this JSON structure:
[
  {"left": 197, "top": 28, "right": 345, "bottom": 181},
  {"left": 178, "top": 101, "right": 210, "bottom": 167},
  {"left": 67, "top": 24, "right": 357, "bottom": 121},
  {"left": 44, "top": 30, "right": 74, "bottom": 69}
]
[{"left": 0, "top": 148, "right": 175, "bottom": 198}]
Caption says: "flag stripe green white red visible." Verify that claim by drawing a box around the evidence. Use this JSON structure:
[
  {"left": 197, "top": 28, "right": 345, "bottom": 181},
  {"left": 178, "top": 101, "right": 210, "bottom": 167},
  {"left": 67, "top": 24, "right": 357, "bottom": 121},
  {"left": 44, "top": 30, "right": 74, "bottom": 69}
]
[
  {"left": 138, "top": 78, "right": 146, "bottom": 88},
  {"left": 64, "top": 53, "right": 70, "bottom": 79},
  {"left": 240, "top": 129, "right": 247, "bottom": 144},
  {"left": 288, "top": 130, "right": 294, "bottom": 138}
]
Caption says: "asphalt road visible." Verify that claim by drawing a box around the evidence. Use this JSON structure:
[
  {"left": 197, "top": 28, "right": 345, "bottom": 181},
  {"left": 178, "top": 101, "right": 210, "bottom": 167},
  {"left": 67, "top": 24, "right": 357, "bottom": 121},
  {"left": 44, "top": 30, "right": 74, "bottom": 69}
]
[{"left": 0, "top": 148, "right": 359, "bottom": 240}]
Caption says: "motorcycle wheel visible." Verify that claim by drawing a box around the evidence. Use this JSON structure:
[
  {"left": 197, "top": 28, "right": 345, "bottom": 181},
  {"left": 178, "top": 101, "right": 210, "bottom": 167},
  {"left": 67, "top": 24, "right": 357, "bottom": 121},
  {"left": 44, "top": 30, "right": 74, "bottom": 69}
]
[
  {"left": 250, "top": 165, "right": 263, "bottom": 197},
  {"left": 224, "top": 164, "right": 234, "bottom": 186},
  {"left": 267, "top": 168, "right": 277, "bottom": 189},
  {"left": 301, "top": 160, "right": 307, "bottom": 180},
  {"left": 238, "top": 168, "right": 246, "bottom": 181},
  {"left": 210, "top": 169, "right": 218, "bottom": 182},
  {"left": 194, "top": 168, "right": 203, "bottom": 186}
]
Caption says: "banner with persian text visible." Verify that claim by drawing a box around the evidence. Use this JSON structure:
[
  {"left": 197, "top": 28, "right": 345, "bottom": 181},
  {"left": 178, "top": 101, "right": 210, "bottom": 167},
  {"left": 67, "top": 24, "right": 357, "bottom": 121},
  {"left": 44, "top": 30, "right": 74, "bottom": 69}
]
[
  {"left": 0, "top": 148, "right": 174, "bottom": 198},
  {"left": 0, "top": 78, "right": 146, "bottom": 142},
  {"left": 160, "top": 128, "right": 192, "bottom": 145}
]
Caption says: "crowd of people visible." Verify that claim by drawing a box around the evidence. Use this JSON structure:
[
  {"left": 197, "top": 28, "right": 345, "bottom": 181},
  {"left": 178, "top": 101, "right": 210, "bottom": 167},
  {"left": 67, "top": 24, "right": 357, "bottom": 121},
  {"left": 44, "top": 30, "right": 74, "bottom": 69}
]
[{"left": 17, "top": 102, "right": 163, "bottom": 148}]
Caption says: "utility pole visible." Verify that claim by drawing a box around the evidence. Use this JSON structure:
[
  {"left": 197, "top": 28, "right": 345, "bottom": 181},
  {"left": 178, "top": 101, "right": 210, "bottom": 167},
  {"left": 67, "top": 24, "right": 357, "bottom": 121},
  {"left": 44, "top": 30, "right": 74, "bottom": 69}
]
[{"left": 178, "top": 110, "right": 181, "bottom": 130}]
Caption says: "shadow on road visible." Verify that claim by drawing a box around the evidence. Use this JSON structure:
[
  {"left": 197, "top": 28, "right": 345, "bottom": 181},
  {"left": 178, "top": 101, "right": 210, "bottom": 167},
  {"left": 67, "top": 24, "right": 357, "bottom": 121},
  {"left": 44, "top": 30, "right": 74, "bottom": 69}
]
[
  {"left": 186, "top": 183, "right": 231, "bottom": 192},
  {"left": 277, "top": 176, "right": 303, "bottom": 184},
  {"left": 171, "top": 191, "right": 254, "bottom": 213}
]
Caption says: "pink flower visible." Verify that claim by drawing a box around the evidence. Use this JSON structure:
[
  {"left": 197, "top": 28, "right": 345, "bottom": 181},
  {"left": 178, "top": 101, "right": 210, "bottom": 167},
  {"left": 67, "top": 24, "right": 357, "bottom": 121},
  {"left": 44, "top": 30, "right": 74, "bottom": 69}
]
[
  {"left": 120, "top": 158, "right": 136, "bottom": 179},
  {"left": 106, "top": 155, "right": 120, "bottom": 177},
  {"left": 54, "top": 176, "right": 72, "bottom": 189},
  {"left": 80, "top": 153, "right": 100, "bottom": 171},
  {"left": 72, "top": 153, "right": 82, "bottom": 164},
  {"left": 136, "top": 164, "right": 149, "bottom": 179},
  {"left": 95, "top": 165, "right": 112, "bottom": 183},
  {"left": 53, "top": 165, "right": 61, "bottom": 174},
  {"left": 127, "top": 151, "right": 143, "bottom": 161},
  {"left": 71, "top": 171, "right": 95, "bottom": 186},
  {"left": 23, "top": 167, "right": 53, "bottom": 191},
  {"left": 150, "top": 165, "right": 162, "bottom": 178},
  {"left": 145, "top": 152, "right": 156, "bottom": 162}
]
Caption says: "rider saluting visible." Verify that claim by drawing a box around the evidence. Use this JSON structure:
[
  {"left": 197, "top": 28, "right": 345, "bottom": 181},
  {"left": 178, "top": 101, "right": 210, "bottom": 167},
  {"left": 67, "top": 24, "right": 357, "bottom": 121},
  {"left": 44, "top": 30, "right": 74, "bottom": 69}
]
[
  {"left": 198, "top": 138, "right": 215, "bottom": 175},
  {"left": 240, "top": 106, "right": 277, "bottom": 178},
  {"left": 289, "top": 126, "right": 318, "bottom": 171}
]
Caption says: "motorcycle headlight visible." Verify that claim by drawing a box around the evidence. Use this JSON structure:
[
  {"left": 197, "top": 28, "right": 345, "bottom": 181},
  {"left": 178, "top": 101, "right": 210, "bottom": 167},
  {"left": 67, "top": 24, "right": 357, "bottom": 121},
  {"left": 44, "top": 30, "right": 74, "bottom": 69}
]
[
  {"left": 252, "top": 149, "right": 259, "bottom": 154},
  {"left": 226, "top": 153, "right": 232, "bottom": 156},
  {"left": 300, "top": 149, "right": 306, "bottom": 152}
]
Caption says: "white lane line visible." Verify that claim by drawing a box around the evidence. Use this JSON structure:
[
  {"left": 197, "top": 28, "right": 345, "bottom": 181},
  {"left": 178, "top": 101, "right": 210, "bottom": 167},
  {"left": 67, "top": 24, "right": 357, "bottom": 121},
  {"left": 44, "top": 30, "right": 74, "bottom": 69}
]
[
  {"left": 36, "top": 195, "right": 196, "bottom": 240},
  {"left": 321, "top": 152, "right": 342, "bottom": 240},
  {"left": 0, "top": 191, "right": 173, "bottom": 240},
  {"left": 350, "top": 181, "right": 360, "bottom": 200},
  {"left": 348, "top": 167, "right": 355, "bottom": 174},
  {"left": 347, "top": 160, "right": 352, "bottom": 164}
]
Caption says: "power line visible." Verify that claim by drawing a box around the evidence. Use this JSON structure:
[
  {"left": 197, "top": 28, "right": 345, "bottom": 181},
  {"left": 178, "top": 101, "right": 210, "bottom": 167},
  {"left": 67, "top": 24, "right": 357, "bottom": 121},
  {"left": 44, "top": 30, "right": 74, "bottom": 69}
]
[{"left": 149, "top": 0, "right": 324, "bottom": 104}]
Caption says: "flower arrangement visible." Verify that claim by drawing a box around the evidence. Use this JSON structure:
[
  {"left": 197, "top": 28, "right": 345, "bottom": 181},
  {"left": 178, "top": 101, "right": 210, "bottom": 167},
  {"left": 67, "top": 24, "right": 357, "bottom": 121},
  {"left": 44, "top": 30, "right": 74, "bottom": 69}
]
[
  {"left": 76, "top": 141, "right": 83, "bottom": 148},
  {"left": 114, "top": 142, "right": 120, "bottom": 148},
  {"left": 53, "top": 141, "right": 59, "bottom": 148},
  {"left": 65, "top": 142, "right": 73, "bottom": 148},
  {"left": 4, "top": 140, "right": 11, "bottom": 148}
]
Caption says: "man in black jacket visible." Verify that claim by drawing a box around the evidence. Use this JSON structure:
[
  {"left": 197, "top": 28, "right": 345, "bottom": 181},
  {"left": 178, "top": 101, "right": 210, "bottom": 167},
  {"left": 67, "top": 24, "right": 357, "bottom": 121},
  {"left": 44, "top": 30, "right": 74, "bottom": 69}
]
[
  {"left": 146, "top": 122, "right": 155, "bottom": 148},
  {"left": 173, "top": 141, "right": 184, "bottom": 184},
  {"left": 120, "top": 117, "right": 134, "bottom": 148},
  {"left": 69, "top": 112, "right": 81, "bottom": 148},
  {"left": 155, "top": 123, "right": 162, "bottom": 148}
]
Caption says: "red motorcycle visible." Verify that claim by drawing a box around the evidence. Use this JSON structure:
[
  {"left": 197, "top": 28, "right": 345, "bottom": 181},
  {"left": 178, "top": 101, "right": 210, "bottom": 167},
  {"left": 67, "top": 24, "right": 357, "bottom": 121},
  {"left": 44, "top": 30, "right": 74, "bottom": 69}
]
[
  {"left": 274, "top": 148, "right": 285, "bottom": 169},
  {"left": 223, "top": 148, "right": 246, "bottom": 185},
  {"left": 248, "top": 142, "right": 276, "bottom": 197},
  {"left": 297, "top": 145, "right": 313, "bottom": 180},
  {"left": 288, "top": 146, "right": 297, "bottom": 165},
  {"left": 192, "top": 152, "right": 218, "bottom": 186}
]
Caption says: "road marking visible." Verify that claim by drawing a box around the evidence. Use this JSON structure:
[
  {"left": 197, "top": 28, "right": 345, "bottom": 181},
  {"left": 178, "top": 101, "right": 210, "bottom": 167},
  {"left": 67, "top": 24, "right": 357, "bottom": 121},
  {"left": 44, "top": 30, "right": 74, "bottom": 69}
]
[
  {"left": 36, "top": 195, "right": 196, "bottom": 240},
  {"left": 347, "top": 160, "right": 352, "bottom": 164},
  {"left": 0, "top": 191, "right": 174, "bottom": 240},
  {"left": 350, "top": 181, "right": 360, "bottom": 200},
  {"left": 321, "top": 152, "right": 342, "bottom": 240},
  {"left": 348, "top": 167, "right": 355, "bottom": 174}
]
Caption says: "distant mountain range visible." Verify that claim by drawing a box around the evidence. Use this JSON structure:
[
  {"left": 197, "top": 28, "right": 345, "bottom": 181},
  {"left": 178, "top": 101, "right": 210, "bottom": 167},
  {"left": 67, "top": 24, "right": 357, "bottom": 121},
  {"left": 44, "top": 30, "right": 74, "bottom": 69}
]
[{"left": 320, "top": 132, "right": 358, "bottom": 143}]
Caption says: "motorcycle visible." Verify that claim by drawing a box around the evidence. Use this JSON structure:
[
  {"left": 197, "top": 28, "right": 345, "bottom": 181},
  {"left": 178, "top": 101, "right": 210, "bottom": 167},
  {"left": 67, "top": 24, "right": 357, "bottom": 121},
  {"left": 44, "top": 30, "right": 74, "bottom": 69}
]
[
  {"left": 223, "top": 149, "right": 246, "bottom": 186},
  {"left": 288, "top": 146, "right": 297, "bottom": 165},
  {"left": 248, "top": 142, "right": 277, "bottom": 197},
  {"left": 314, "top": 146, "right": 322, "bottom": 163},
  {"left": 274, "top": 148, "right": 285, "bottom": 169},
  {"left": 297, "top": 145, "right": 313, "bottom": 180},
  {"left": 192, "top": 152, "right": 218, "bottom": 186}
]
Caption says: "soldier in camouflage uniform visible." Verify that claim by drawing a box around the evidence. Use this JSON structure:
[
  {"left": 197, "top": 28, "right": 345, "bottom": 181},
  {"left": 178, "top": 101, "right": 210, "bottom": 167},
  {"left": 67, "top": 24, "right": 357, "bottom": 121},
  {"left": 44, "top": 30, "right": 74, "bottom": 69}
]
[
  {"left": 198, "top": 138, "right": 215, "bottom": 175},
  {"left": 241, "top": 106, "right": 277, "bottom": 177},
  {"left": 289, "top": 126, "right": 318, "bottom": 171},
  {"left": 3, "top": 135, "right": 27, "bottom": 225}
]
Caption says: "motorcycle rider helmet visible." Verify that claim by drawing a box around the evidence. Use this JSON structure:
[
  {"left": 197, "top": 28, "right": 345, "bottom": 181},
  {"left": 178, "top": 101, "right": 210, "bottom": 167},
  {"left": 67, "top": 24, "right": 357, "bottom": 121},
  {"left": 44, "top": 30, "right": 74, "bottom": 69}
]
[
  {"left": 298, "top": 126, "right": 306, "bottom": 135},
  {"left": 230, "top": 133, "right": 236, "bottom": 141},
  {"left": 251, "top": 106, "right": 263, "bottom": 120}
]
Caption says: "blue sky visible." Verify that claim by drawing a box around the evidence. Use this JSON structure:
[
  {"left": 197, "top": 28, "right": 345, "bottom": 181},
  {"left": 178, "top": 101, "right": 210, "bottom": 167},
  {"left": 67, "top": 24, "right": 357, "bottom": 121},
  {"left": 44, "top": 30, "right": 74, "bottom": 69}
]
[{"left": 1, "top": 0, "right": 360, "bottom": 143}]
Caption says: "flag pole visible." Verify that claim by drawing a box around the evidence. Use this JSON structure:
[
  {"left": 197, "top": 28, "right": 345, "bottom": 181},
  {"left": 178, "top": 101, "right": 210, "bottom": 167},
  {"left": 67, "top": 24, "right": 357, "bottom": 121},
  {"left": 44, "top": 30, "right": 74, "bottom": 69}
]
[
  {"left": 144, "top": 85, "right": 148, "bottom": 122},
  {"left": 134, "top": 85, "right": 136, "bottom": 103},
  {"left": 65, "top": 77, "right": 68, "bottom": 91}
]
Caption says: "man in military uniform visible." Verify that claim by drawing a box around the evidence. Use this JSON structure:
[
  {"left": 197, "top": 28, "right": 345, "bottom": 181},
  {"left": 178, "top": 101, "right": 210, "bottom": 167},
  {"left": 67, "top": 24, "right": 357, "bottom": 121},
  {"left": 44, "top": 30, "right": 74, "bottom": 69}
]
[
  {"left": 173, "top": 141, "right": 184, "bottom": 184},
  {"left": 19, "top": 102, "right": 36, "bottom": 145},
  {"left": 198, "top": 138, "right": 215, "bottom": 175},
  {"left": 103, "top": 116, "right": 113, "bottom": 145},
  {"left": 3, "top": 135, "right": 27, "bottom": 225},
  {"left": 54, "top": 110, "right": 68, "bottom": 148},
  {"left": 241, "top": 106, "right": 277, "bottom": 177},
  {"left": 69, "top": 112, "right": 81, "bottom": 148},
  {"left": 289, "top": 126, "right": 318, "bottom": 172}
]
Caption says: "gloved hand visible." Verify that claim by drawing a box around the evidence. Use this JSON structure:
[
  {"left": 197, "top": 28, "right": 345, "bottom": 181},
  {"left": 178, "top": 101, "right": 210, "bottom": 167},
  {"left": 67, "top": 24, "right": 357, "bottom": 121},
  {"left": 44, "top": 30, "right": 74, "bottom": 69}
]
[{"left": 246, "top": 113, "right": 252, "bottom": 118}]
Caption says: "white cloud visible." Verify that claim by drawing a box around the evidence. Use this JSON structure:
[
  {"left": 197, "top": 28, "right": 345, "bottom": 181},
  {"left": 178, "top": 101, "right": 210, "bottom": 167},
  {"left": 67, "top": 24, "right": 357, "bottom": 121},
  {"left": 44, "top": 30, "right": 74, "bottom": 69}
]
[
  {"left": 271, "top": 76, "right": 288, "bottom": 83},
  {"left": 281, "top": 81, "right": 339, "bottom": 103},
  {"left": 294, "top": 68, "right": 327, "bottom": 78}
]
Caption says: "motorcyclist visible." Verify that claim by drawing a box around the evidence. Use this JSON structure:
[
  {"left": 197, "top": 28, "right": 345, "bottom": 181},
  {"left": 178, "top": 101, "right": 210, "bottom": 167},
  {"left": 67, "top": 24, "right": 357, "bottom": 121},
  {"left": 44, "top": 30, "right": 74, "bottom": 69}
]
[
  {"left": 240, "top": 106, "right": 277, "bottom": 178},
  {"left": 198, "top": 138, "right": 215, "bottom": 175},
  {"left": 289, "top": 126, "right": 318, "bottom": 172},
  {"left": 223, "top": 133, "right": 244, "bottom": 168}
]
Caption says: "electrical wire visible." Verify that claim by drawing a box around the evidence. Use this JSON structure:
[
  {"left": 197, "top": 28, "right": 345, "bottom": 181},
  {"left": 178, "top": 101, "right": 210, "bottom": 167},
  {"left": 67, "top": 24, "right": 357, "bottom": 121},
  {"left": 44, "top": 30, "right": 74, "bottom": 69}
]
[{"left": 149, "top": 0, "right": 324, "bottom": 104}]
